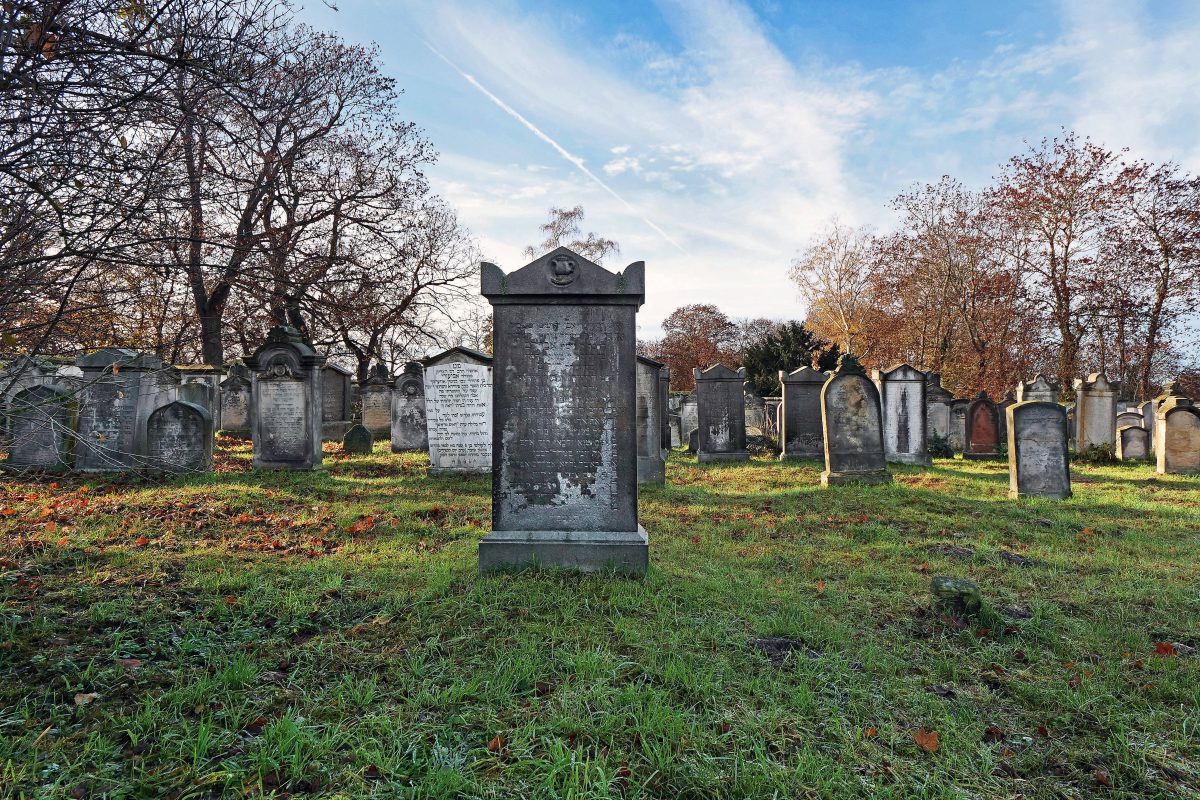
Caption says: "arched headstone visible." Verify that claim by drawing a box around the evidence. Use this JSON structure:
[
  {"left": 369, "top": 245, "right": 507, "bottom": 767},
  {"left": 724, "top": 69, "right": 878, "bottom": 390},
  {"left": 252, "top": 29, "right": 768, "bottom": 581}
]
[
  {"left": 1157, "top": 396, "right": 1200, "bottom": 475},
  {"left": 219, "top": 361, "right": 252, "bottom": 438},
  {"left": 147, "top": 401, "right": 213, "bottom": 473},
  {"left": 873, "top": 363, "right": 930, "bottom": 465},
  {"left": 359, "top": 363, "right": 393, "bottom": 438},
  {"left": 1007, "top": 401, "right": 1071, "bottom": 499},
  {"left": 1116, "top": 425, "right": 1150, "bottom": 460},
  {"left": 390, "top": 362, "right": 427, "bottom": 452},
  {"left": 7, "top": 385, "right": 75, "bottom": 472},
  {"left": 964, "top": 392, "right": 1001, "bottom": 460},
  {"left": 820, "top": 355, "right": 891, "bottom": 486}
]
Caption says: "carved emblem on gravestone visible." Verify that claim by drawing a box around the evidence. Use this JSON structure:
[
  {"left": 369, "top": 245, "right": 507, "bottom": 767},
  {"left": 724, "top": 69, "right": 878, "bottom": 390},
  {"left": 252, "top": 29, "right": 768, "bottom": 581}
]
[
  {"left": 268, "top": 362, "right": 295, "bottom": 379},
  {"left": 547, "top": 254, "right": 578, "bottom": 286},
  {"left": 399, "top": 377, "right": 422, "bottom": 398}
]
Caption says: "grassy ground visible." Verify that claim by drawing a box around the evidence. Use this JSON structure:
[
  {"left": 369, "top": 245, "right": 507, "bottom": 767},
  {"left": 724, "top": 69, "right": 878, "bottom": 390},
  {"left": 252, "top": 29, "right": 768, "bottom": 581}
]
[{"left": 1, "top": 440, "right": 1198, "bottom": 799}]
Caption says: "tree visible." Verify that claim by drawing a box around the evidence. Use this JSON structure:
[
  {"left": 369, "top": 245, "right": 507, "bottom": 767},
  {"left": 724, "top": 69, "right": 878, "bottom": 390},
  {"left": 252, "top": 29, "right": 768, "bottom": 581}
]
[
  {"left": 789, "top": 220, "right": 877, "bottom": 358},
  {"left": 655, "top": 304, "right": 738, "bottom": 391},
  {"left": 741, "top": 321, "right": 838, "bottom": 396},
  {"left": 524, "top": 206, "right": 619, "bottom": 264}
]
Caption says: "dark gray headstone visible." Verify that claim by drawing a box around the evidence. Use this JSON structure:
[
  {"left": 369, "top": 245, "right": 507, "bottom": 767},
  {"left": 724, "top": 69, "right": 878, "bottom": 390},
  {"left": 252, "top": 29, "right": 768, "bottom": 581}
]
[
  {"left": 1116, "top": 425, "right": 1150, "bottom": 460},
  {"left": 342, "top": 423, "right": 374, "bottom": 454},
  {"left": 424, "top": 347, "right": 492, "bottom": 474},
  {"left": 820, "top": 355, "right": 891, "bottom": 486},
  {"left": 636, "top": 355, "right": 666, "bottom": 483},
  {"left": 320, "top": 364, "right": 353, "bottom": 441},
  {"left": 925, "top": 372, "right": 954, "bottom": 444},
  {"left": 147, "top": 400, "right": 213, "bottom": 473},
  {"left": 1007, "top": 401, "right": 1071, "bottom": 499},
  {"left": 219, "top": 361, "right": 252, "bottom": 438},
  {"left": 873, "top": 363, "right": 930, "bottom": 465},
  {"left": 7, "top": 385, "right": 74, "bottom": 472},
  {"left": 390, "top": 362, "right": 428, "bottom": 452},
  {"left": 964, "top": 392, "right": 1001, "bottom": 459},
  {"left": 778, "top": 366, "right": 825, "bottom": 459},
  {"left": 478, "top": 247, "right": 647, "bottom": 573},
  {"left": 75, "top": 349, "right": 177, "bottom": 472},
  {"left": 693, "top": 364, "right": 748, "bottom": 463},
  {"left": 247, "top": 326, "right": 325, "bottom": 470},
  {"left": 658, "top": 367, "right": 671, "bottom": 460}
]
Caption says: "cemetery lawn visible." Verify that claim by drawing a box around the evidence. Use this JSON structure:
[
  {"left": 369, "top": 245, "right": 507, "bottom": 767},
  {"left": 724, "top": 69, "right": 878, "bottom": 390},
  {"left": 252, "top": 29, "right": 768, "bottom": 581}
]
[{"left": 2, "top": 443, "right": 1198, "bottom": 800}]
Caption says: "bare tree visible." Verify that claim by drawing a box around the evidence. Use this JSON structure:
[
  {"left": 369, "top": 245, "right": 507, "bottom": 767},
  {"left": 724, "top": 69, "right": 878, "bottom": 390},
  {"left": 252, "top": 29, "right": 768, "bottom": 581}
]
[
  {"left": 524, "top": 205, "right": 619, "bottom": 264},
  {"left": 789, "top": 219, "right": 877, "bottom": 357}
]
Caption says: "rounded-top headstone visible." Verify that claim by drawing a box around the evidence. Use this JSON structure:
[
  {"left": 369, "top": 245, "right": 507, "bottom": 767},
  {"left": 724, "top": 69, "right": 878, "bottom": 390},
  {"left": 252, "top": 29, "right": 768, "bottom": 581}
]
[{"left": 820, "top": 354, "right": 891, "bottom": 486}]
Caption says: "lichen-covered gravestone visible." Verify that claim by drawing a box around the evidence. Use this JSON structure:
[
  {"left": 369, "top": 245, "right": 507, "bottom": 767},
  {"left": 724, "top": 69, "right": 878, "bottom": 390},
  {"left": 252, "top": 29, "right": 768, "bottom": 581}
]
[
  {"left": 75, "top": 349, "right": 178, "bottom": 472},
  {"left": 147, "top": 400, "right": 213, "bottom": 473},
  {"left": 359, "top": 363, "right": 393, "bottom": 438},
  {"left": 1007, "top": 401, "right": 1071, "bottom": 499},
  {"left": 1073, "top": 372, "right": 1119, "bottom": 451},
  {"left": 949, "top": 399, "right": 968, "bottom": 452},
  {"left": 219, "top": 361, "right": 252, "bottom": 438},
  {"left": 7, "top": 385, "right": 75, "bottom": 472},
  {"left": 693, "top": 364, "right": 748, "bottom": 463},
  {"left": 964, "top": 392, "right": 1001, "bottom": 460},
  {"left": 925, "top": 372, "right": 954, "bottom": 444},
  {"left": 321, "top": 364, "right": 353, "bottom": 441},
  {"left": 478, "top": 246, "right": 647, "bottom": 573},
  {"left": 390, "top": 362, "right": 428, "bottom": 452},
  {"left": 423, "top": 347, "right": 492, "bottom": 474},
  {"left": 635, "top": 355, "right": 666, "bottom": 483},
  {"left": 1156, "top": 393, "right": 1200, "bottom": 475},
  {"left": 341, "top": 423, "right": 374, "bottom": 454},
  {"left": 247, "top": 325, "right": 325, "bottom": 471},
  {"left": 820, "top": 354, "right": 891, "bottom": 486},
  {"left": 1117, "top": 425, "right": 1150, "bottom": 460},
  {"left": 873, "top": 363, "right": 930, "bottom": 465},
  {"left": 779, "top": 366, "right": 826, "bottom": 460},
  {"left": 1017, "top": 373, "right": 1059, "bottom": 403}
]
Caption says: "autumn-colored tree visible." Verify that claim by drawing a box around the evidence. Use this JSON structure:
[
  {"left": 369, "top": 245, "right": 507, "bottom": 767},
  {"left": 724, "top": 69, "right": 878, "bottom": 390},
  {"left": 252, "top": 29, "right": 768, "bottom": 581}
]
[
  {"left": 789, "top": 220, "right": 877, "bottom": 358},
  {"left": 654, "top": 304, "right": 738, "bottom": 391}
]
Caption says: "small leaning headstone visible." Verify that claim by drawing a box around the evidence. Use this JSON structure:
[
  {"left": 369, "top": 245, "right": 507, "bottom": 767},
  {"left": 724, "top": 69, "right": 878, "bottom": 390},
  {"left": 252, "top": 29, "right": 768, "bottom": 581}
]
[{"left": 342, "top": 423, "right": 374, "bottom": 454}]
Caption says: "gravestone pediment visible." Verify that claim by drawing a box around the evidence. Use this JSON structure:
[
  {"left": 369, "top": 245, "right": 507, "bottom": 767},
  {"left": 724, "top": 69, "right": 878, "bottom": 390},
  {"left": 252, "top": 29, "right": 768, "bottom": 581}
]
[
  {"left": 637, "top": 354, "right": 665, "bottom": 369},
  {"left": 77, "top": 348, "right": 162, "bottom": 370},
  {"left": 247, "top": 326, "right": 323, "bottom": 370},
  {"left": 425, "top": 346, "right": 492, "bottom": 367},
  {"left": 482, "top": 247, "right": 645, "bottom": 305},
  {"left": 780, "top": 366, "right": 826, "bottom": 385},
  {"left": 694, "top": 364, "right": 744, "bottom": 382},
  {"left": 878, "top": 363, "right": 923, "bottom": 382}
]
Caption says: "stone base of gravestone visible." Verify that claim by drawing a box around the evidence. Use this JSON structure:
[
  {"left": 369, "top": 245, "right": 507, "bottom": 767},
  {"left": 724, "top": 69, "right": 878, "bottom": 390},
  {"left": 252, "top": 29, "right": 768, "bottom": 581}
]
[
  {"left": 342, "top": 424, "right": 373, "bottom": 454},
  {"left": 697, "top": 448, "right": 749, "bottom": 463},
  {"left": 478, "top": 527, "right": 649, "bottom": 574},
  {"left": 820, "top": 468, "right": 892, "bottom": 486},
  {"left": 962, "top": 451, "right": 1001, "bottom": 461}
]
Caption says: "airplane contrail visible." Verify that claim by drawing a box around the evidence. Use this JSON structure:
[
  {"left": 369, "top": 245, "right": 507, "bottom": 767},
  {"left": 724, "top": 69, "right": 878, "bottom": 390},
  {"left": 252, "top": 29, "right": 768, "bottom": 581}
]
[{"left": 427, "top": 44, "right": 689, "bottom": 256}]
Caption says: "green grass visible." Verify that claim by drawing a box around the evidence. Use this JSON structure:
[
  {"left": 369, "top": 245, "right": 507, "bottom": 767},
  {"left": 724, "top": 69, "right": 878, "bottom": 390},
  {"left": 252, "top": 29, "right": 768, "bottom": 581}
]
[{"left": 1, "top": 440, "right": 1198, "bottom": 799}]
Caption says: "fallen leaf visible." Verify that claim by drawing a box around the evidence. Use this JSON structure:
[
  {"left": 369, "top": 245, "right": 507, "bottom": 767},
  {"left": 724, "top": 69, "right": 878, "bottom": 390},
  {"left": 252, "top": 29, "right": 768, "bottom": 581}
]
[
  {"left": 74, "top": 692, "right": 99, "bottom": 706},
  {"left": 116, "top": 658, "right": 142, "bottom": 671},
  {"left": 914, "top": 729, "right": 940, "bottom": 753},
  {"left": 983, "top": 725, "right": 1004, "bottom": 743},
  {"left": 1037, "top": 725, "right": 1049, "bottom": 737},
  {"left": 815, "top": 579, "right": 826, "bottom": 594},
  {"left": 1154, "top": 641, "right": 1177, "bottom": 657},
  {"left": 864, "top": 727, "right": 878, "bottom": 738},
  {"left": 1094, "top": 768, "right": 1111, "bottom": 787},
  {"left": 134, "top": 536, "right": 150, "bottom": 547},
  {"left": 487, "top": 734, "right": 505, "bottom": 753}
]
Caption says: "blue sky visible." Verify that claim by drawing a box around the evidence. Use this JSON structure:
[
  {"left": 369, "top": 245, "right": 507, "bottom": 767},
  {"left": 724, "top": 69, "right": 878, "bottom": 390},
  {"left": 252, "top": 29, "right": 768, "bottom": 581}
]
[{"left": 300, "top": 0, "right": 1200, "bottom": 337}]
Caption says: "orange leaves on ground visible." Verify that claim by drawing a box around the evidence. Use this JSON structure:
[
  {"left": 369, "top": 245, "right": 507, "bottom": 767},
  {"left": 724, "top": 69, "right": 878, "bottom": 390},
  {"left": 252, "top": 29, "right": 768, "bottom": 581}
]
[
  {"left": 1094, "top": 768, "right": 1112, "bottom": 787},
  {"left": 863, "top": 727, "right": 878, "bottom": 738},
  {"left": 815, "top": 579, "right": 826, "bottom": 594},
  {"left": 346, "top": 515, "right": 375, "bottom": 535},
  {"left": 115, "top": 658, "right": 142, "bottom": 671},
  {"left": 914, "top": 729, "right": 940, "bottom": 753},
  {"left": 487, "top": 734, "right": 505, "bottom": 754},
  {"left": 133, "top": 536, "right": 150, "bottom": 547},
  {"left": 1154, "top": 641, "right": 1177, "bottom": 657}
]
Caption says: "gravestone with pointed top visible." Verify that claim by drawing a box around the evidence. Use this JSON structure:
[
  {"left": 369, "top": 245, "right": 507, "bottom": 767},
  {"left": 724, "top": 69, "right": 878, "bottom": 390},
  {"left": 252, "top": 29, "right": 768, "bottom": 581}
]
[
  {"left": 246, "top": 326, "right": 325, "bottom": 470},
  {"left": 779, "top": 366, "right": 826, "bottom": 459},
  {"left": 693, "top": 365, "right": 749, "bottom": 463},
  {"left": 342, "top": 422, "right": 374, "bottom": 454},
  {"left": 478, "top": 247, "right": 648, "bottom": 573},
  {"left": 964, "top": 391, "right": 1001, "bottom": 460},
  {"left": 423, "top": 346, "right": 492, "bottom": 474},
  {"left": 873, "top": 363, "right": 930, "bottom": 465},
  {"left": 1007, "top": 401, "right": 1070, "bottom": 499},
  {"left": 360, "top": 363, "right": 393, "bottom": 438},
  {"left": 820, "top": 354, "right": 891, "bottom": 486},
  {"left": 390, "top": 362, "right": 428, "bottom": 452}
]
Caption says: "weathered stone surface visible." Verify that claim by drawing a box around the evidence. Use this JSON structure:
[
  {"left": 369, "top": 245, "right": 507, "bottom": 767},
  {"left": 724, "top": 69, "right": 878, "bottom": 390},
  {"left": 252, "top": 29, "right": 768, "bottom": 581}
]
[
  {"left": 931, "top": 576, "right": 983, "bottom": 616},
  {"left": 763, "top": 396, "right": 781, "bottom": 438},
  {"left": 687, "top": 427, "right": 698, "bottom": 453},
  {"left": 820, "top": 355, "right": 891, "bottom": 486},
  {"left": 680, "top": 393, "right": 697, "bottom": 444},
  {"left": 1007, "top": 401, "right": 1071, "bottom": 499},
  {"left": 6, "top": 385, "right": 74, "bottom": 471},
  {"left": 744, "top": 382, "right": 768, "bottom": 435},
  {"left": 873, "top": 363, "right": 930, "bottom": 465},
  {"left": 390, "top": 362, "right": 427, "bottom": 452},
  {"left": 423, "top": 347, "right": 492, "bottom": 474},
  {"left": 341, "top": 423, "right": 374, "bottom": 454},
  {"left": 1017, "top": 374, "right": 1059, "bottom": 403},
  {"left": 247, "top": 326, "right": 325, "bottom": 471},
  {"left": 964, "top": 392, "right": 1001, "bottom": 460},
  {"left": 949, "top": 399, "right": 968, "bottom": 452},
  {"left": 1116, "top": 411, "right": 1144, "bottom": 431},
  {"left": 636, "top": 355, "right": 666, "bottom": 483},
  {"left": 321, "top": 364, "right": 353, "bottom": 441},
  {"left": 1116, "top": 425, "right": 1150, "bottom": 460},
  {"left": 925, "top": 372, "right": 954, "bottom": 444},
  {"left": 479, "top": 247, "right": 647, "bottom": 573},
  {"left": 658, "top": 368, "right": 671, "bottom": 460},
  {"left": 360, "top": 363, "right": 393, "bottom": 438},
  {"left": 997, "top": 390, "right": 1016, "bottom": 444},
  {"left": 779, "top": 366, "right": 825, "bottom": 460},
  {"left": 219, "top": 361, "right": 252, "bottom": 438},
  {"left": 74, "top": 349, "right": 178, "bottom": 472},
  {"left": 146, "top": 400, "right": 213, "bottom": 473},
  {"left": 1156, "top": 396, "right": 1200, "bottom": 475},
  {"left": 177, "top": 365, "right": 223, "bottom": 429},
  {"left": 1073, "top": 372, "right": 1120, "bottom": 450},
  {"left": 694, "top": 364, "right": 748, "bottom": 463}
]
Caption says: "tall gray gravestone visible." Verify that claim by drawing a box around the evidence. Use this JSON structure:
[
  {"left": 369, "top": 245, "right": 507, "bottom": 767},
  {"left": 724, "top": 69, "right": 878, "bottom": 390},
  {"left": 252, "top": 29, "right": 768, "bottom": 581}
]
[
  {"left": 390, "top": 362, "right": 428, "bottom": 452},
  {"left": 874, "top": 363, "right": 930, "bottom": 465},
  {"left": 1007, "top": 401, "right": 1071, "bottom": 499},
  {"left": 948, "top": 399, "right": 968, "bottom": 452},
  {"left": 1156, "top": 392, "right": 1200, "bottom": 475},
  {"left": 925, "top": 372, "right": 954, "bottom": 445},
  {"left": 693, "top": 365, "right": 749, "bottom": 463},
  {"left": 964, "top": 391, "right": 1001, "bottom": 460},
  {"left": 658, "top": 367, "right": 671, "bottom": 460},
  {"left": 820, "top": 355, "right": 891, "bottom": 486},
  {"left": 321, "top": 364, "right": 353, "bottom": 441},
  {"left": 424, "top": 347, "right": 492, "bottom": 474},
  {"left": 219, "top": 361, "right": 252, "bottom": 438},
  {"left": 1017, "top": 373, "right": 1059, "bottom": 403},
  {"left": 146, "top": 400, "right": 213, "bottom": 473},
  {"left": 247, "top": 326, "right": 325, "bottom": 471},
  {"left": 680, "top": 392, "right": 698, "bottom": 446},
  {"left": 1117, "top": 425, "right": 1150, "bottom": 460},
  {"left": 359, "top": 363, "right": 393, "bottom": 438},
  {"left": 6, "top": 385, "right": 75, "bottom": 472},
  {"left": 635, "top": 355, "right": 666, "bottom": 483},
  {"left": 75, "top": 349, "right": 178, "bottom": 472},
  {"left": 779, "top": 366, "right": 825, "bottom": 459},
  {"left": 478, "top": 247, "right": 647, "bottom": 573},
  {"left": 1073, "top": 372, "right": 1119, "bottom": 451}
]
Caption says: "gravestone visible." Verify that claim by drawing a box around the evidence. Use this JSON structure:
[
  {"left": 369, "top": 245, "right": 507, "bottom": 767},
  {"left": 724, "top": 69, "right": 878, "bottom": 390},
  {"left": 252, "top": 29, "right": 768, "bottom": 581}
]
[
  {"left": 342, "top": 423, "right": 374, "bottom": 454},
  {"left": 321, "top": 364, "right": 353, "bottom": 441},
  {"left": 964, "top": 391, "right": 1001, "bottom": 459},
  {"left": 359, "top": 363, "right": 393, "bottom": 438},
  {"left": 146, "top": 400, "right": 213, "bottom": 473},
  {"left": 680, "top": 392, "right": 698, "bottom": 446},
  {"left": 1017, "top": 373, "right": 1059, "bottom": 403},
  {"left": 219, "top": 361, "right": 252, "bottom": 438},
  {"left": 779, "top": 366, "right": 826, "bottom": 459},
  {"left": 1116, "top": 411, "right": 1144, "bottom": 431},
  {"left": 177, "top": 365, "right": 223, "bottom": 430},
  {"left": 997, "top": 390, "right": 1017, "bottom": 444},
  {"left": 246, "top": 325, "right": 325, "bottom": 471},
  {"left": 478, "top": 247, "right": 647, "bottom": 573},
  {"left": 1, "top": 356, "right": 58, "bottom": 451},
  {"left": 1139, "top": 399, "right": 1157, "bottom": 436},
  {"left": 873, "top": 363, "right": 930, "bottom": 465},
  {"left": 1065, "top": 402, "right": 1076, "bottom": 450},
  {"left": 925, "top": 372, "right": 954, "bottom": 445},
  {"left": 744, "top": 382, "right": 768, "bottom": 435},
  {"left": 75, "top": 349, "right": 178, "bottom": 472},
  {"left": 763, "top": 396, "right": 782, "bottom": 439},
  {"left": 1073, "top": 372, "right": 1119, "bottom": 451},
  {"left": 1156, "top": 393, "right": 1200, "bottom": 475},
  {"left": 6, "top": 385, "right": 75, "bottom": 471},
  {"left": 949, "top": 399, "right": 968, "bottom": 452},
  {"left": 820, "top": 354, "right": 891, "bottom": 486},
  {"left": 635, "top": 355, "right": 666, "bottom": 483},
  {"left": 390, "top": 362, "right": 428, "bottom": 452},
  {"left": 1116, "top": 425, "right": 1150, "bottom": 461},
  {"left": 178, "top": 381, "right": 215, "bottom": 424},
  {"left": 423, "top": 346, "right": 492, "bottom": 474},
  {"left": 1007, "top": 401, "right": 1071, "bottom": 499},
  {"left": 693, "top": 365, "right": 748, "bottom": 463},
  {"left": 658, "top": 367, "right": 671, "bottom": 460}
]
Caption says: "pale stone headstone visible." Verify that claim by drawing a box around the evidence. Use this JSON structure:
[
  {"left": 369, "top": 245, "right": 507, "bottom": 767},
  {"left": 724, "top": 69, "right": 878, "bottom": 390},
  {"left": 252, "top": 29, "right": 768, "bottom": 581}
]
[
  {"left": 681, "top": 392, "right": 698, "bottom": 446},
  {"left": 635, "top": 355, "right": 666, "bottom": 483},
  {"left": 75, "top": 349, "right": 178, "bottom": 472},
  {"left": 359, "top": 363, "right": 393, "bottom": 438},
  {"left": 423, "top": 346, "right": 492, "bottom": 474},
  {"left": 390, "top": 362, "right": 427, "bottom": 452},
  {"left": 763, "top": 396, "right": 782, "bottom": 439},
  {"left": 1116, "top": 411, "right": 1144, "bottom": 431},
  {"left": 1116, "top": 425, "right": 1150, "bottom": 461},
  {"left": 820, "top": 355, "right": 891, "bottom": 486},
  {"left": 949, "top": 399, "right": 968, "bottom": 452},
  {"left": 478, "top": 247, "right": 647, "bottom": 573},
  {"left": 321, "top": 364, "right": 353, "bottom": 441},
  {"left": 693, "top": 364, "right": 748, "bottom": 463},
  {"left": 247, "top": 326, "right": 325, "bottom": 471},
  {"left": 964, "top": 391, "right": 1001, "bottom": 460},
  {"left": 146, "top": 400, "right": 213, "bottom": 473},
  {"left": 925, "top": 372, "right": 954, "bottom": 445},
  {"left": 219, "top": 361, "right": 252, "bottom": 438},
  {"left": 744, "top": 382, "right": 768, "bottom": 435},
  {"left": 779, "top": 366, "right": 826, "bottom": 460},
  {"left": 341, "top": 423, "right": 373, "bottom": 454},
  {"left": 1073, "top": 372, "right": 1120, "bottom": 451},
  {"left": 1017, "top": 374, "right": 1059, "bottom": 403},
  {"left": 1007, "top": 401, "right": 1071, "bottom": 499},
  {"left": 873, "top": 363, "right": 930, "bottom": 465},
  {"left": 1139, "top": 399, "right": 1157, "bottom": 435},
  {"left": 7, "top": 385, "right": 75, "bottom": 472},
  {"left": 177, "top": 365, "right": 223, "bottom": 429},
  {"left": 1156, "top": 394, "right": 1200, "bottom": 475}
]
